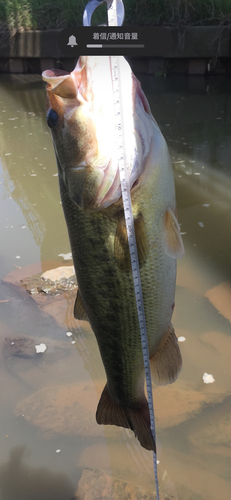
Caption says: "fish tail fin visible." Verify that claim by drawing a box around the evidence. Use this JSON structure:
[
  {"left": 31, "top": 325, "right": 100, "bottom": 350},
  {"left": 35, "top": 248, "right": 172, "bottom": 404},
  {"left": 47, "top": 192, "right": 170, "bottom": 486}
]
[
  {"left": 96, "top": 385, "right": 156, "bottom": 452},
  {"left": 150, "top": 324, "right": 182, "bottom": 385}
]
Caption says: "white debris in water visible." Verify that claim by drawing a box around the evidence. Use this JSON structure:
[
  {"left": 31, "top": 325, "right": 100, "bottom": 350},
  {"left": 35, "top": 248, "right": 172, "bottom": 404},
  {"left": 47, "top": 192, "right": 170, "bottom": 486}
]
[
  {"left": 5, "top": 153, "right": 11, "bottom": 156},
  {"left": 71, "top": 340, "right": 76, "bottom": 344},
  {"left": 11, "top": 342, "right": 15, "bottom": 345},
  {"left": 55, "top": 449, "right": 61, "bottom": 453},
  {"left": 203, "top": 373, "right": 215, "bottom": 384},
  {"left": 31, "top": 174, "right": 37, "bottom": 176},
  {"left": 15, "top": 255, "right": 21, "bottom": 259},
  {"left": 178, "top": 336, "right": 186, "bottom": 342},
  {"left": 194, "top": 172, "right": 200, "bottom": 175},
  {"left": 8, "top": 117, "right": 18, "bottom": 120},
  {"left": 21, "top": 226, "right": 27, "bottom": 229},
  {"left": 203, "top": 204, "right": 210, "bottom": 207},
  {"left": 35, "top": 343, "right": 47, "bottom": 354},
  {"left": 157, "top": 460, "right": 160, "bottom": 464},
  {"left": 180, "top": 232, "right": 187, "bottom": 235},
  {"left": 58, "top": 252, "right": 72, "bottom": 260},
  {"left": 198, "top": 222, "right": 204, "bottom": 228},
  {"left": 53, "top": 173, "right": 58, "bottom": 177},
  {"left": 66, "top": 331, "right": 72, "bottom": 337},
  {"left": 189, "top": 160, "right": 195, "bottom": 163}
]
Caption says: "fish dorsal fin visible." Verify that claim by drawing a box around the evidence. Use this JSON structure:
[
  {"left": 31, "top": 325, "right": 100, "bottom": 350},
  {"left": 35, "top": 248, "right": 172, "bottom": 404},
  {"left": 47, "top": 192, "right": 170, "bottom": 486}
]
[
  {"left": 150, "top": 324, "right": 182, "bottom": 385},
  {"left": 114, "top": 213, "right": 148, "bottom": 271},
  {"left": 163, "top": 208, "right": 184, "bottom": 258},
  {"left": 74, "top": 289, "right": 88, "bottom": 321}
]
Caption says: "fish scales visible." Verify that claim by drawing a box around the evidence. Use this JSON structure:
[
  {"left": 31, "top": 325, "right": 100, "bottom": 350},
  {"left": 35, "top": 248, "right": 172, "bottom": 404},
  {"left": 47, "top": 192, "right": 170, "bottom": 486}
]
[
  {"left": 59, "top": 171, "right": 144, "bottom": 405},
  {"left": 42, "top": 56, "right": 184, "bottom": 451}
]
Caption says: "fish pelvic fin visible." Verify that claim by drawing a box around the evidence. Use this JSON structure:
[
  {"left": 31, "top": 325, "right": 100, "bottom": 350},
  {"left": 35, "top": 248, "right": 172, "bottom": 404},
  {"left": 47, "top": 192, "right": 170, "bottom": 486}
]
[
  {"left": 74, "top": 289, "right": 88, "bottom": 321},
  {"left": 150, "top": 324, "right": 182, "bottom": 385},
  {"left": 114, "top": 213, "right": 148, "bottom": 271},
  {"left": 163, "top": 208, "right": 185, "bottom": 259},
  {"left": 96, "top": 384, "right": 156, "bottom": 452}
]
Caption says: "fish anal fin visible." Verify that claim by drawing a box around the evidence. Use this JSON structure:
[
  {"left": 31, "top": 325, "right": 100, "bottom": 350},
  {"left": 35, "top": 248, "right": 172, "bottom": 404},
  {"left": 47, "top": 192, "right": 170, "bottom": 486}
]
[
  {"left": 114, "top": 214, "right": 148, "bottom": 271},
  {"left": 96, "top": 384, "right": 156, "bottom": 452},
  {"left": 74, "top": 289, "right": 88, "bottom": 321},
  {"left": 163, "top": 208, "right": 184, "bottom": 259},
  {"left": 150, "top": 324, "right": 182, "bottom": 385}
]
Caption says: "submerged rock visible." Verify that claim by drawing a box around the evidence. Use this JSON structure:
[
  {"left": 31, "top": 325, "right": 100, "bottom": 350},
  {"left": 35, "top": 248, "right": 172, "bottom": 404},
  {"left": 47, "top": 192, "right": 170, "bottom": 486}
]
[
  {"left": 4, "top": 336, "right": 73, "bottom": 384},
  {"left": 14, "top": 381, "right": 109, "bottom": 438},
  {"left": 21, "top": 266, "right": 77, "bottom": 295},
  {"left": 76, "top": 468, "right": 178, "bottom": 500},
  {"left": 4, "top": 337, "right": 47, "bottom": 358},
  {"left": 205, "top": 281, "right": 231, "bottom": 323}
]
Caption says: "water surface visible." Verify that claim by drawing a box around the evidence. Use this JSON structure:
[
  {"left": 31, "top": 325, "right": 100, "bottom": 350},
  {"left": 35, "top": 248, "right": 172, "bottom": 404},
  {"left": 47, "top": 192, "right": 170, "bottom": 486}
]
[{"left": 0, "top": 71, "right": 231, "bottom": 500}]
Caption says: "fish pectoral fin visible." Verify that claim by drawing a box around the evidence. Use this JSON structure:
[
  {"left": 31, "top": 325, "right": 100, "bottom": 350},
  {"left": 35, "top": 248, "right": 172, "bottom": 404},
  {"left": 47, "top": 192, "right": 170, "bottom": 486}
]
[
  {"left": 150, "top": 324, "right": 182, "bottom": 385},
  {"left": 96, "top": 384, "right": 155, "bottom": 452},
  {"left": 163, "top": 208, "right": 184, "bottom": 258},
  {"left": 74, "top": 289, "right": 88, "bottom": 321},
  {"left": 114, "top": 214, "right": 148, "bottom": 271}
]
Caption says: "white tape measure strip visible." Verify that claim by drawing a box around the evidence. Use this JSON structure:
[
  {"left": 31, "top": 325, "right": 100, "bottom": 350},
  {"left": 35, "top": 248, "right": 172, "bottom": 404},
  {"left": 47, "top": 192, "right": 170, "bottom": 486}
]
[{"left": 107, "top": 2, "right": 159, "bottom": 497}]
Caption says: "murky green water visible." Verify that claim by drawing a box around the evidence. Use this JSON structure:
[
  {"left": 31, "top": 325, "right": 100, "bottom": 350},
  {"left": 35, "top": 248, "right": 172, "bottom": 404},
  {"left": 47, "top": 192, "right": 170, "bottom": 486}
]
[{"left": 1, "top": 70, "right": 231, "bottom": 500}]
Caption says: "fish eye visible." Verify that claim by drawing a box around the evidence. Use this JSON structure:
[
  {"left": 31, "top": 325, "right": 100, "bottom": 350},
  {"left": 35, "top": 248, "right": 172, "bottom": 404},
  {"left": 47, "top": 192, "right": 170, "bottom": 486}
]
[{"left": 46, "top": 108, "right": 58, "bottom": 128}]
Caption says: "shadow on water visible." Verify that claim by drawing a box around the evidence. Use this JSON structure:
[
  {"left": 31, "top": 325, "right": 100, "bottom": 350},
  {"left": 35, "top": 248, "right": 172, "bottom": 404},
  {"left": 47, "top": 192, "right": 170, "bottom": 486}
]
[
  {"left": 0, "top": 446, "right": 76, "bottom": 500},
  {"left": 0, "top": 280, "right": 65, "bottom": 340}
]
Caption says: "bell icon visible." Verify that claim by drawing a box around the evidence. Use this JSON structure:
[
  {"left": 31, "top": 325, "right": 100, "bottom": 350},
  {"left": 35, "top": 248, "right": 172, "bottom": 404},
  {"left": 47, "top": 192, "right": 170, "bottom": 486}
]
[{"left": 67, "top": 35, "right": 78, "bottom": 47}]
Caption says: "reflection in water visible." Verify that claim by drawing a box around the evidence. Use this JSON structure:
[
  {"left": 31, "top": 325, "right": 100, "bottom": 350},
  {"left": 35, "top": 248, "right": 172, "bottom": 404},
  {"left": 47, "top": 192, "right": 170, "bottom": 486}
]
[
  {"left": 0, "top": 75, "right": 70, "bottom": 277},
  {"left": 1, "top": 74, "right": 231, "bottom": 499},
  {"left": 0, "top": 446, "right": 75, "bottom": 500}
]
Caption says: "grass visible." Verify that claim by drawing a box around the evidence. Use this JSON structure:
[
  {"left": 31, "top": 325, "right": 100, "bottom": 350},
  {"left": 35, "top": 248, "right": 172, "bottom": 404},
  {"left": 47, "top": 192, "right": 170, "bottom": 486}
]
[{"left": 0, "top": 0, "right": 230, "bottom": 32}]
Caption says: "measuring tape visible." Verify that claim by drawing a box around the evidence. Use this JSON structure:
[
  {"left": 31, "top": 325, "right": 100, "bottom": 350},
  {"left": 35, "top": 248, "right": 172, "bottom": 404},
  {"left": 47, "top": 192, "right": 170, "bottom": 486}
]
[
  {"left": 83, "top": 0, "right": 160, "bottom": 497},
  {"left": 110, "top": 52, "right": 160, "bottom": 500},
  {"left": 107, "top": 2, "right": 159, "bottom": 498}
]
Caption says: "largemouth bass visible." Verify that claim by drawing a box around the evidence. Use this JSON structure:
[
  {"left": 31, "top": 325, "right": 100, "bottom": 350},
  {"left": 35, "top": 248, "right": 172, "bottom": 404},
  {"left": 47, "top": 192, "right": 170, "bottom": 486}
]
[{"left": 42, "top": 56, "right": 184, "bottom": 451}]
